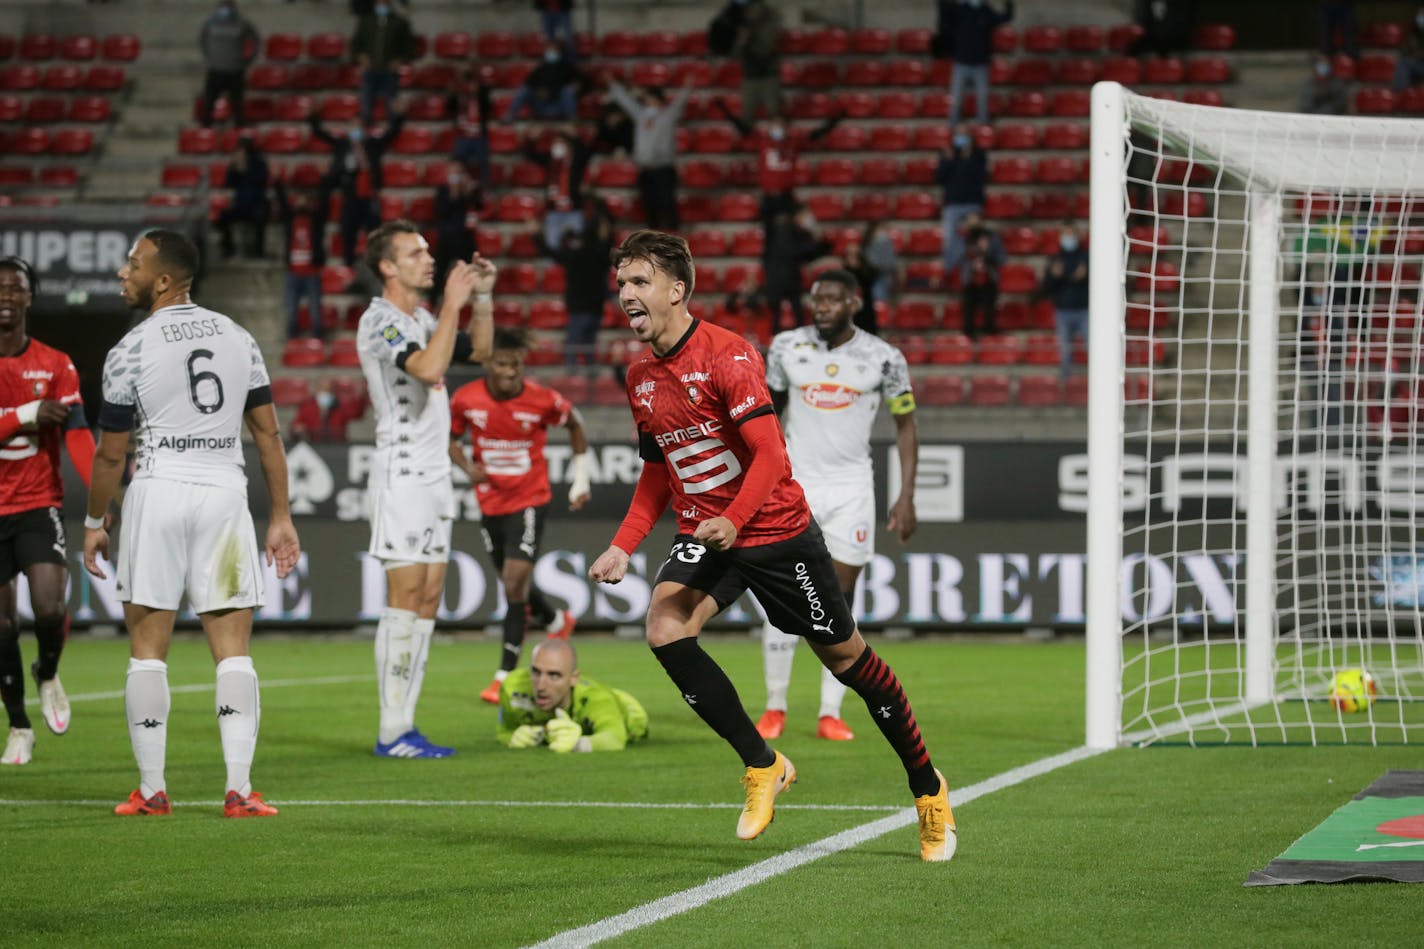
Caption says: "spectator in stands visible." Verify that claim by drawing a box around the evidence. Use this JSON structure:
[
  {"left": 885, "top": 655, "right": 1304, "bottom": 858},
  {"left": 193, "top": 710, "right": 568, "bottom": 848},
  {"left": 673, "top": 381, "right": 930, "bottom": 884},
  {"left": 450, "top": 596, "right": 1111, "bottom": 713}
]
[
  {"left": 763, "top": 208, "right": 832, "bottom": 333},
  {"left": 505, "top": 44, "right": 582, "bottom": 122},
  {"left": 864, "top": 222, "right": 900, "bottom": 313},
  {"left": 713, "top": 101, "right": 844, "bottom": 225},
  {"left": 308, "top": 105, "right": 407, "bottom": 265},
  {"left": 1300, "top": 53, "right": 1349, "bottom": 115},
  {"left": 731, "top": 0, "right": 783, "bottom": 120},
  {"left": 447, "top": 63, "right": 495, "bottom": 191},
  {"left": 523, "top": 128, "right": 592, "bottom": 250},
  {"left": 215, "top": 136, "right": 270, "bottom": 259},
  {"left": 1319, "top": 0, "right": 1358, "bottom": 59},
  {"left": 607, "top": 76, "right": 695, "bottom": 230},
  {"left": 938, "top": 0, "right": 1015, "bottom": 127},
  {"left": 725, "top": 269, "right": 774, "bottom": 328},
  {"left": 534, "top": 196, "right": 615, "bottom": 368},
  {"left": 1038, "top": 222, "right": 1089, "bottom": 382},
  {"left": 958, "top": 211, "right": 1003, "bottom": 339},
  {"left": 432, "top": 161, "right": 485, "bottom": 298},
  {"left": 1126, "top": 1, "right": 1194, "bottom": 58},
  {"left": 1393, "top": 8, "right": 1424, "bottom": 91},
  {"left": 272, "top": 179, "right": 327, "bottom": 340},
  {"left": 533, "top": 0, "right": 576, "bottom": 57},
  {"left": 198, "top": 0, "right": 259, "bottom": 127},
  {"left": 591, "top": 101, "right": 634, "bottom": 156},
  {"left": 839, "top": 239, "right": 880, "bottom": 335},
  {"left": 290, "top": 379, "right": 354, "bottom": 443},
  {"left": 936, "top": 123, "right": 987, "bottom": 279},
  {"left": 351, "top": 1, "right": 415, "bottom": 125}
]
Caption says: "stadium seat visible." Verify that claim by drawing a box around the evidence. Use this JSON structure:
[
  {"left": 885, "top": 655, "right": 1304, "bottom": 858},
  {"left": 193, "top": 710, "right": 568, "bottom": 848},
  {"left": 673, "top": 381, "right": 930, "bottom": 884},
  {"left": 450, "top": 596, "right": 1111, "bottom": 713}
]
[
  {"left": 984, "top": 192, "right": 1028, "bottom": 219},
  {"left": 1006, "top": 91, "right": 1046, "bottom": 117},
  {"left": 178, "top": 126, "right": 217, "bottom": 154},
  {"left": 270, "top": 376, "right": 310, "bottom": 407},
  {"left": 687, "top": 231, "right": 727, "bottom": 258},
  {"left": 24, "top": 96, "right": 64, "bottom": 123},
  {"left": 100, "top": 33, "right": 141, "bottom": 62},
  {"left": 716, "top": 193, "right": 759, "bottom": 222},
  {"left": 261, "top": 126, "right": 306, "bottom": 154},
  {"left": 391, "top": 127, "right": 434, "bottom": 154},
  {"left": 1011, "top": 58, "right": 1054, "bottom": 86},
  {"left": 692, "top": 125, "right": 738, "bottom": 154},
  {"left": 600, "top": 31, "right": 639, "bottom": 57},
  {"left": 992, "top": 24, "right": 1017, "bottom": 52},
  {"left": 814, "top": 158, "right": 856, "bottom": 187},
  {"left": 1182, "top": 89, "right": 1225, "bottom": 107},
  {"left": 1065, "top": 25, "right": 1104, "bottom": 52},
  {"left": 1050, "top": 90, "right": 1091, "bottom": 117},
  {"left": 837, "top": 91, "right": 876, "bottom": 118},
  {"left": 1022, "top": 333, "right": 1061, "bottom": 366},
  {"left": 0, "top": 166, "right": 33, "bottom": 186},
  {"left": 1099, "top": 57, "right": 1141, "bottom": 84},
  {"left": 1056, "top": 59, "right": 1100, "bottom": 85},
  {"left": 807, "top": 28, "right": 849, "bottom": 56},
  {"left": 248, "top": 64, "right": 288, "bottom": 90},
  {"left": 930, "top": 332, "right": 974, "bottom": 366},
  {"left": 911, "top": 125, "right": 952, "bottom": 151},
  {"left": 19, "top": 34, "right": 56, "bottom": 61},
  {"left": 642, "top": 31, "right": 680, "bottom": 57},
  {"left": 843, "top": 60, "right": 884, "bottom": 87},
  {"left": 901, "top": 157, "right": 936, "bottom": 186},
  {"left": 59, "top": 35, "right": 97, "bottom": 61},
  {"left": 969, "top": 374, "right": 1012, "bottom": 406},
  {"left": 976, "top": 334, "right": 1023, "bottom": 365},
  {"left": 1016, "top": 375, "right": 1062, "bottom": 406},
  {"left": 1362, "top": 21, "right": 1404, "bottom": 48},
  {"left": 994, "top": 123, "right": 1040, "bottom": 150},
  {"left": 0, "top": 65, "right": 40, "bottom": 91},
  {"left": 1028, "top": 192, "right": 1074, "bottom": 219},
  {"left": 1022, "top": 25, "right": 1063, "bottom": 53},
  {"left": 799, "top": 193, "right": 841, "bottom": 221},
  {"left": 529, "top": 300, "right": 567, "bottom": 329},
  {"left": 431, "top": 31, "right": 471, "bottom": 59},
  {"left": 1042, "top": 123, "right": 1088, "bottom": 150},
  {"left": 917, "top": 374, "right": 966, "bottom": 406},
  {"left": 41, "top": 65, "right": 82, "bottom": 91},
  {"left": 1125, "top": 340, "right": 1166, "bottom": 367},
  {"left": 1108, "top": 24, "right": 1144, "bottom": 52},
  {"left": 50, "top": 128, "right": 93, "bottom": 155},
  {"left": 1356, "top": 53, "right": 1396, "bottom": 83},
  {"left": 475, "top": 30, "right": 515, "bottom": 59},
  {"left": 161, "top": 164, "right": 202, "bottom": 188},
  {"left": 328, "top": 338, "right": 360, "bottom": 367},
  {"left": 729, "top": 228, "right": 764, "bottom": 257},
  {"left": 1037, "top": 156, "right": 1081, "bottom": 185},
  {"left": 845, "top": 193, "right": 887, "bottom": 221},
  {"left": 894, "top": 193, "right": 938, "bottom": 220},
  {"left": 308, "top": 33, "right": 347, "bottom": 60},
  {"left": 850, "top": 27, "right": 891, "bottom": 54},
  {"left": 896, "top": 28, "right": 933, "bottom": 54},
  {"left": 1193, "top": 23, "right": 1236, "bottom": 50},
  {"left": 1143, "top": 58, "right": 1186, "bottom": 84},
  {"left": 265, "top": 33, "right": 303, "bottom": 61},
  {"left": 682, "top": 160, "right": 722, "bottom": 189},
  {"left": 282, "top": 338, "right": 327, "bottom": 368},
  {"left": 679, "top": 30, "right": 709, "bottom": 56},
  {"left": 991, "top": 157, "right": 1034, "bottom": 184},
  {"left": 0, "top": 95, "right": 21, "bottom": 123},
  {"left": 68, "top": 95, "right": 110, "bottom": 122}
]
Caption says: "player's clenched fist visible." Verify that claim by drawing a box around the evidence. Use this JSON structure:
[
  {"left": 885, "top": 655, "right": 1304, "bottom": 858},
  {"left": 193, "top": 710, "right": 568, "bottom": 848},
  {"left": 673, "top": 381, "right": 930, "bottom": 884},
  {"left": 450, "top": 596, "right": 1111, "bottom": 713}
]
[
  {"left": 442, "top": 260, "right": 480, "bottom": 304},
  {"left": 508, "top": 724, "right": 546, "bottom": 749},
  {"left": 468, "top": 254, "right": 498, "bottom": 293},
  {"left": 693, "top": 516, "right": 738, "bottom": 551},
  {"left": 588, "top": 545, "right": 630, "bottom": 584}
]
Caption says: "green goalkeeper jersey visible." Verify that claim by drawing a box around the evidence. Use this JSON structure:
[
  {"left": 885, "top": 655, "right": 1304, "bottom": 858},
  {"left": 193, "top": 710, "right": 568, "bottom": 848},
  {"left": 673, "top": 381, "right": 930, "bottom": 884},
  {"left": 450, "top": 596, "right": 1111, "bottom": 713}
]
[{"left": 496, "top": 669, "right": 649, "bottom": 750}]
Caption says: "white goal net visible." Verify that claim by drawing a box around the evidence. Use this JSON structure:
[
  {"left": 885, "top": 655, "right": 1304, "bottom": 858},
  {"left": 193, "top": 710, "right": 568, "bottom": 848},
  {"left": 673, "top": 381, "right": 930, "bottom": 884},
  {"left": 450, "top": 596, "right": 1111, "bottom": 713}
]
[{"left": 1086, "top": 82, "right": 1424, "bottom": 748}]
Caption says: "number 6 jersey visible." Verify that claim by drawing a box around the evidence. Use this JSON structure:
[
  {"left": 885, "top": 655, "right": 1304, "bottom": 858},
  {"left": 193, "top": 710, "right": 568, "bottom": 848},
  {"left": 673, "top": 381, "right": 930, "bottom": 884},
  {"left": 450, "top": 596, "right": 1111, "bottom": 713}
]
[
  {"left": 100, "top": 303, "right": 271, "bottom": 491},
  {"left": 624, "top": 319, "right": 808, "bottom": 547}
]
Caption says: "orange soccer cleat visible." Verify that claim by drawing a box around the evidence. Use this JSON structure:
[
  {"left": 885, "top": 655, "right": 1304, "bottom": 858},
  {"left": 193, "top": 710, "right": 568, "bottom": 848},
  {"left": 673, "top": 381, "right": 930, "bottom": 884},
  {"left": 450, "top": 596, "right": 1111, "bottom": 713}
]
[
  {"left": 915, "top": 769, "right": 957, "bottom": 862},
  {"left": 816, "top": 715, "right": 856, "bottom": 741},
  {"left": 755, "top": 709, "right": 785, "bottom": 739},
  {"left": 737, "top": 750, "right": 797, "bottom": 840},
  {"left": 114, "top": 789, "right": 172, "bottom": 816},
  {"left": 479, "top": 678, "right": 503, "bottom": 704},
  {"left": 224, "top": 790, "right": 279, "bottom": 818},
  {"left": 544, "top": 609, "right": 576, "bottom": 639}
]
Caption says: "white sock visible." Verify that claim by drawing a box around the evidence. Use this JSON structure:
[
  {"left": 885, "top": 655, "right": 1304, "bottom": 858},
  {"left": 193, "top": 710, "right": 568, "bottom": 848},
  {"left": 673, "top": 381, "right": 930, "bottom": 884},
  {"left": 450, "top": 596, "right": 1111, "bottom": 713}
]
[
  {"left": 375, "top": 607, "right": 417, "bottom": 744},
  {"left": 762, "top": 623, "right": 797, "bottom": 712},
  {"left": 401, "top": 617, "right": 434, "bottom": 728},
  {"left": 492, "top": 669, "right": 509, "bottom": 683},
  {"left": 215, "top": 655, "right": 259, "bottom": 797},
  {"left": 819, "top": 665, "right": 848, "bottom": 720},
  {"left": 125, "top": 658, "right": 169, "bottom": 799}
]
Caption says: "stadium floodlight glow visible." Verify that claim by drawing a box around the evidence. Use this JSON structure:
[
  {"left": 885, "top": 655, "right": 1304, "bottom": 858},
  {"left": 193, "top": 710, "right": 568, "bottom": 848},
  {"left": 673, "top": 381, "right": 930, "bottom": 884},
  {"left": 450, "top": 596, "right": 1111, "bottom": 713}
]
[{"left": 1086, "top": 82, "right": 1424, "bottom": 749}]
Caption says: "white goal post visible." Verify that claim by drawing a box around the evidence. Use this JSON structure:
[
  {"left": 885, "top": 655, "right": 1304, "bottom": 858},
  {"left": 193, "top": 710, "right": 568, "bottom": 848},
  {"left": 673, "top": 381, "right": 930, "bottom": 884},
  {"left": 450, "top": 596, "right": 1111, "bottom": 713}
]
[{"left": 1086, "top": 82, "right": 1424, "bottom": 749}]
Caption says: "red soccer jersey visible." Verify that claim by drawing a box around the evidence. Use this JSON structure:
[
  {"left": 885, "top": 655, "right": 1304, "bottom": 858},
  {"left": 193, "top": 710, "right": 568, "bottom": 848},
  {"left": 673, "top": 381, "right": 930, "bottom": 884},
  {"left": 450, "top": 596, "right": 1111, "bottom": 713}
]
[
  {"left": 0, "top": 338, "right": 83, "bottom": 516},
  {"left": 450, "top": 377, "right": 571, "bottom": 517},
  {"left": 625, "top": 320, "right": 808, "bottom": 546}
]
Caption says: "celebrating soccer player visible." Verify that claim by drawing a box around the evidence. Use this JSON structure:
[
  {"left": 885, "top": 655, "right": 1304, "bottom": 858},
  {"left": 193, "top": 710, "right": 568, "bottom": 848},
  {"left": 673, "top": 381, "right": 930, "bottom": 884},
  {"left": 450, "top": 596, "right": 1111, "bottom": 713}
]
[
  {"left": 84, "top": 230, "right": 301, "bottom": 816},
  {"left": 755, "top": 269, "right": 920, "bottom": 743},
  {"left": 588, "top": 231, "right": 955, "bottom": 861},
  {"left": 448, "top": 327, "right": 587, "bottom": 705},
  {"left": 496, "top": 638, "right": 648, "bottom": 752},
  {"left": 0, "top": 256, "right": 95, "bottom": 766},
  {"left": 356, "top": 220, "right": 495, "bottom": 758}
]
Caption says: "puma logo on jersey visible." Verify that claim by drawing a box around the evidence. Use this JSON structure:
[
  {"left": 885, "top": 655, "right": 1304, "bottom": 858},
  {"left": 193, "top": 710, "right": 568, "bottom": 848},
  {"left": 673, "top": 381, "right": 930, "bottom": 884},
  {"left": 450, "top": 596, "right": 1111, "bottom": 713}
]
[{"left": 733, "top": 353, "right": 751, "bottom": 362}]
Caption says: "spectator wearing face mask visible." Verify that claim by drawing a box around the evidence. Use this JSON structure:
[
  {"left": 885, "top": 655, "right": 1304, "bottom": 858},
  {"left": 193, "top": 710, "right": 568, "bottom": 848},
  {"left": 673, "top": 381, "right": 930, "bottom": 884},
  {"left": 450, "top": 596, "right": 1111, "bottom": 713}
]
[
  {"left": 937, "top": 0, "right": 1015, "bottom": 127},
  {"left": 936, "top": 122, "right": 987, "bottom": 280},
  {"left": 506, "top": 45, "right": 582, "bottom": 122},
  {"left": 957, "top": 211, "right": 1004, "bottom": 340},
  {"left": 607, "top": 75, "right": 695, "bottom": 230},
  {"left": 291, "top": 379, "right": 357, "bottom": 443},
  {"left": 713, "top": 100, "right": 843, "bottom": 226},
  {"left": 533, "top": 197, "right": 615, "bottom": 368},
  {"left": 351, "top": 1, "right": 415, "bottom": 125},
  {"left": 308, "top": 105, "right": 407, "bottom": 264},
  {"left": 198, "top": 0, "right": 259, "bottom": 127},
  {"left": 523, "top": 129, "right": 591, "bottom": 250},
  {"left": 1300, "top": 52, "right": 1348, "bottom": 115},
  {"left": 1037, "top": 223, "right": 1089, "bottom": 382}
]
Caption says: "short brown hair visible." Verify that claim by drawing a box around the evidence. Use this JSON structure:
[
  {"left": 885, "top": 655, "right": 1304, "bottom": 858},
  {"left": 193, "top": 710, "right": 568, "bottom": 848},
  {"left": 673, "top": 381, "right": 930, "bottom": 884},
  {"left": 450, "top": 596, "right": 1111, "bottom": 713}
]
[
  {"left": 364, "top": 219, "right": 422, "bottom": 278},
  {"left": 612, "top": 229, "right": 695, "bottom": 298}
]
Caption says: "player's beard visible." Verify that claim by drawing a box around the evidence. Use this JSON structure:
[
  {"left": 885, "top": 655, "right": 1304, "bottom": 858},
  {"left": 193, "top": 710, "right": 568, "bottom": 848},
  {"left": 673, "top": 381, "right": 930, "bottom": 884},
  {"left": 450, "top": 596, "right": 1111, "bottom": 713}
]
[{"left": 128, "top": 283, "right": 154, "bottom": 311}]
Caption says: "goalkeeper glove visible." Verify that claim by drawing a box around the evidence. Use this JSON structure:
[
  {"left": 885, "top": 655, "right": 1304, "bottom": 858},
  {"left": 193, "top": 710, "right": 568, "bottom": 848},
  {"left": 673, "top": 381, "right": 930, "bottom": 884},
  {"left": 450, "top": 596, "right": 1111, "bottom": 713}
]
[
  {"left": 546, "top": 708, "right": 586, "bottom": 753},
  {"left": 508, "top": 724, "right": 546, "bottom": 749}
]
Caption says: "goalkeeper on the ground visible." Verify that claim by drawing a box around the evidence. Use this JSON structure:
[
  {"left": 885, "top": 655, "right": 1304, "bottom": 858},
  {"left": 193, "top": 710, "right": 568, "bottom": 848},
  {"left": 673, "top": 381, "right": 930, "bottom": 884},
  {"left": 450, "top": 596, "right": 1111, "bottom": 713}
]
[{"left": 497, "top": 639, "right": 649, "bottom": 752}]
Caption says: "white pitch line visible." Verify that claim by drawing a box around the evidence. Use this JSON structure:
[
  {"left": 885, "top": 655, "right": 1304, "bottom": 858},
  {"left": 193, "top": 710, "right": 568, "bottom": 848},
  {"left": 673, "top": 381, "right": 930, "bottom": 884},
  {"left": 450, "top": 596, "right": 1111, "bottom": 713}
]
[
  {"left": 524, "top": 745, "right": 1108, "bottom": 949},
  {"left": 23, "top": 674, "right": 372, "bottom": 707},
  {"left": 0, "top": 798, "right": 900, "bottom": 813}
]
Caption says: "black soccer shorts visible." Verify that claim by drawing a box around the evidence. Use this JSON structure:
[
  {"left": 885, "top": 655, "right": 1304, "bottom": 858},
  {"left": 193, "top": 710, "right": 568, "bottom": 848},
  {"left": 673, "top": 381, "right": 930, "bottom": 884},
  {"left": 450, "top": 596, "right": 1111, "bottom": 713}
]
[
  {"left": 652, "top": 521, "right": 854, "bottom": 645},
  {"left": 0, "top": 506, "right": 68, "bottom": 584},
  {"left": 479, "top": 504, "right": 548, "bottom": 566}
]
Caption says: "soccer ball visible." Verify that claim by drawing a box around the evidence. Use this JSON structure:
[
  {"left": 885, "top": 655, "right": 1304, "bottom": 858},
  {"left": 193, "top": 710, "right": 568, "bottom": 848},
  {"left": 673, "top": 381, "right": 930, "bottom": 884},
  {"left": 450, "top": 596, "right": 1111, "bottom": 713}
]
[{"left": 1328, "top": 668, "right": 1377, "bottom": 713}]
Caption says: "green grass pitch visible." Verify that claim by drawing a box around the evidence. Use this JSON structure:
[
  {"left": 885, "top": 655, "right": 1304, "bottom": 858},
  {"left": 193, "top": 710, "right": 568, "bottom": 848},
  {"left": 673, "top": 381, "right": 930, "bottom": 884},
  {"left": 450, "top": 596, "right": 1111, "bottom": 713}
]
[{"left": 3, "top": 633, "right": 1421, "bottom": 947}]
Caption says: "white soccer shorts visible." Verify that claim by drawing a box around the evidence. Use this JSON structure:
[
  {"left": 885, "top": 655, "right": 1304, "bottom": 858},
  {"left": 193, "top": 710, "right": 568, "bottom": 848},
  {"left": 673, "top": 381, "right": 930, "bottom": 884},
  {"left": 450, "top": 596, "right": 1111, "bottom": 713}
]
[
  {"left": 366, "top": 478, "right": 455, "bottom": 565},
  {"left": 116, "top": 479, "right": 263, "bottom": 613},
  {"left": 802, "top": 480, "right": 876, "bottom": 567}
]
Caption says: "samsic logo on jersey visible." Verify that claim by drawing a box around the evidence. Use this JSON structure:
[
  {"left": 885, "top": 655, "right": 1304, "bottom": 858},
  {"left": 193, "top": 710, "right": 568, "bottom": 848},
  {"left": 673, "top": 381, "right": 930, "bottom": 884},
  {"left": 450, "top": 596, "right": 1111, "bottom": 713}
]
[{"left": 801, "top": 383, "right": 860, "bottom": 410}]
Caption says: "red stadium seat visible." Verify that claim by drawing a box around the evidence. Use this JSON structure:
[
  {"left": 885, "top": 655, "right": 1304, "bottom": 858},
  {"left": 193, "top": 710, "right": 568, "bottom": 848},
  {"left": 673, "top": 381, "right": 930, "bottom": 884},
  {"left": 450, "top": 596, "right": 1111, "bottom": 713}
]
[
  {"left": 1143, "top": 58, "right": 1185, "bottom": 84},
  {"left": 24, "top": 96, "right": 64, "bottom": 123},
  {"left": 682, "top": 160, "right": 723, "bottom": 189},
  {"left": 844, "top": 60, "right": 884, "bottom": 87},
  {"left": 0, "top": 65, "right": 40, "bottom": 91},
  {"left": 1037, "top": 156, "right": 1080, "bottom": 185},
  {"left": 1006, "top": 91, "right": 1046, "bottom": 117},
  {"left": 814, "top": 158, "right": 856, "bottom": 187},
  {"left": 101, "top": 33, "right": 141, "bottom": 62},
  {"left": 161, "top": 164, "right": 202, "bottom": 188},
  {"left": 68, "top": 95, "right": 110, "bottom": 122},
  {"left": 50, "top": 128, "right": 93, "bottom": 155},
  {"left": 265, "top": 34, "right": 303, "bottom": 61},
  {"left": 851, "top": 27, "right": 891, "bottom": 54},
  {"left": 1362, "top": 21, "right": 1404, "bottom": 48},
  {"left": 691, "top": 125, "right": 738, "bottom": 154},
  {"left": 282, "top": 339, "right": 327, "bottom": 368},
  {"left": 823, "top": 124, "right": 867, "bottom": 151},
  {"left": 687, "top": 231, "right": 728, "bottom": 258},
  {"left": 261, "top": 126, "right": 306, "bottom": 154},
  {"left": 1021, "top": 333, "right": 1061, "bottom": 366},
  {"left": 1016, "top": 375, "right": 1062, "bottom": 406},
  {"left": 1065, "top": 25, "right": 1104, "bottom": 52},
  {"left": 326, "top": 338, "right": 359, "bottom": 368},
  {"left": 0, "top": 95, "right": 21, "bottom": 122},
  {"left": 1356, "top": 53, "right": 1396, "bottom": 83},
  {"left": 917, "top": 375, "right": 966, "bottom": 406},
  {"left": 642, "top": 31, "right": 680, "bottom": 57},
  {"left": 1011, "top": 58, "right": 1054, "bottom": 86},
  {"left": 1050, "top": 90, "right": 1091, "bottom": 117},
  {"left": 529, "top": 299, "right": 567, "bottom": 329},
  {"left": 799, "top": 61, "right": 840, "bottom": 88},
  {"left": 600, "top": 31, "right": 639, "bottom": 57},
  {"left": 248, "top": 64, "right": 288, "bottom": 90},
  {"left": 1193, "top": 23, "right": 1236, "bottom": 50},
  {"left": 1023, "top": 25, "right": 1063, "bottom": 53},
  {"left": 1042, "top": 123, "right": 1087, "bottom": 150},
  {"left": 1099, "top": 57, "right": 1141, "bottom": 84},
  {"left": 991, "top": 157, "right": 1034, "bottom": 184},
  {"left": 999, "top": 263, "right": 1038, "bottom": 294},
  {"left": 1056, "top": 59, "right": 1099, "bottom": 85},
  {"left": 391, "top": 127, "right": 434, "bottom": 154},
  {"left": 432, "top": 31, "right": 471, "bottom": 59},
  {"left": 270, "top": 376, "right": 310, "bottom": 407},
  {"left": 0, "top": 167, "right": 33, "bottom": 186},
  {"left": 804, "top": 193, "right": 846, "bottom": 221},
  {"left": 994, "top": 123, "right": 1040, "bottom": 150},
  {"left": 60, "top": 35, "right": 98, "bottom": 61},
  {"left": 984, "top": 192, "right": 1028, "bottom": 219},
  {"left": 894, "top": 301, "right": 937, "bottom": 330},
  {"left": 808, "top": 29, "right": 850, "bottom": 56},
  {"left": 1108, "top": 24, "right": 1144, "bottom": 52},
  {"left": 912, "top": 125, "right": 952, "bottom": 151},
  {"left": 1028, "top": 192, "right": 1076, "bottom": 220},
  {"left": 308, "top": 33, "right": 347, "bottom": 60},
  {"left": 19, "top": 35, "right": 56, "bottom": 61},
  {"left": 969, "top": 375, "right": 1013, "bottom": 406},
  {"left": 717, "top": 193, "right": 759, "bottom": 222},
  {"left": 894, "top": 193, "right": 938, "bottom": 220},
  {"left": 848, "top": 193, "right": 889, "bottom": 221},
  {"left": 178, "top": 126, "right": 217, "bottom": 154},
  {"left": 896, "top": 28, "right": 933, "bottom": 54},
  {"left": 476, "top": 31, "right": 515, "bottom": 59},
  {"left": 992, "top": 25, "right": 1017, "bottom": 53},
  {"left": 41, "top": 65, "right": 83, "bottom": 91},
  {"left": 868, "top": 125, "right": 910, "bottom": 151}
]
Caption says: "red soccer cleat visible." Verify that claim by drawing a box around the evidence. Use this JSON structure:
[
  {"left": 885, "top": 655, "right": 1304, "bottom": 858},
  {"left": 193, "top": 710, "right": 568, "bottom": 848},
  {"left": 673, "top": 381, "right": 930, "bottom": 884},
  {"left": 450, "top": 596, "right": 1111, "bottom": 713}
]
[
  {"left": 755, "top": 709, "right": 785, "bottom": 739},
  {"left": 480, "top": 678, "right": 503, "bottom": 704},
  {"left": 224, "top": 790, "right": 279, "bottom": 817},
  {"left": 114, "top": 789, "right": 171, "bottom": 816},
  {"left": 816, "top": 715, "right": 856, "bottom": 741},
  {"left": 545, "top": 609, "right": 576, "bottom": 639}
]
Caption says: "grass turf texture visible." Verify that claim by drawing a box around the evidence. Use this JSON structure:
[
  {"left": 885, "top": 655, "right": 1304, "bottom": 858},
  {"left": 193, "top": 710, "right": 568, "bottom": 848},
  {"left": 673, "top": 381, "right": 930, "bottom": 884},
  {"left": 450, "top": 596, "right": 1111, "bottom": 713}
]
[{"left": 2, "top": 634, "right": 1421, "bottom": 947}]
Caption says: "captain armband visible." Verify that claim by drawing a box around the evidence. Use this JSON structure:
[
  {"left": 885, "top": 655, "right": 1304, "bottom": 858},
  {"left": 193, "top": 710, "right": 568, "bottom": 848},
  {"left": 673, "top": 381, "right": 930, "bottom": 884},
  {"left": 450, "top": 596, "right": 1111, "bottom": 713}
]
[{"left": 887, "top": 391, "right": 917, "bottom": 416}]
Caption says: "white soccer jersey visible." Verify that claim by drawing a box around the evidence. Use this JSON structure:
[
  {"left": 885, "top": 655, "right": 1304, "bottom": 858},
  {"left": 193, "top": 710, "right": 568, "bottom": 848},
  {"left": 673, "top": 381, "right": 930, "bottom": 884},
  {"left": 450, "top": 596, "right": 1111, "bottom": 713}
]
[
  {"left": 765, "top": 325, "right": 915, "bottom": 487},
  {"left": 101, "top": 303, "right": 269, "bottom": 491},
  {"left": 356, "top": 296, "right": 452, "bottom": 487}
]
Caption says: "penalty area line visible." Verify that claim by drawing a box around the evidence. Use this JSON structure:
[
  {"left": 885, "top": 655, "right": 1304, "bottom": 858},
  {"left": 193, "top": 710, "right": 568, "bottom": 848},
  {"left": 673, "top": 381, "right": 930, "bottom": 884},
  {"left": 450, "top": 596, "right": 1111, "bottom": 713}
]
[
  {"left": 525, "top": 745, "right": 1108, "bottom": 949},
  {"left": 23, "top": 674, "right": 372, "bottom": 707}
]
